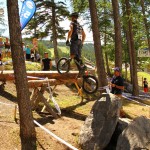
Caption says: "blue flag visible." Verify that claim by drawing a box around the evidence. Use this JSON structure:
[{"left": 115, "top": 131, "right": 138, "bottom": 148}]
[{"left": 20, "top": 0, "right": 36, "bottom": 31}]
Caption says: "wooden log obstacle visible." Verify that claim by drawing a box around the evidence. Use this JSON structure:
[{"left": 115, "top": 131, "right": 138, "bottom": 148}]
[
  {"left": 0, "top": 71, "right": 84, "bottom": 118},
  {"left": 28, "top": 77, "right": 84, "bottom": 118}
]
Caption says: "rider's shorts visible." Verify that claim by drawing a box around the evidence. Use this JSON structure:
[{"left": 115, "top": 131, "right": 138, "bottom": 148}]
[{"left": 70, "top": 40, "right": 82, "bottom": 58}]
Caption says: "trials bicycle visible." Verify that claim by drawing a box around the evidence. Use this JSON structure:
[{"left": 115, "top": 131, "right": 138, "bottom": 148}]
[{"left": 57, "top": 57, "right": 98, "bottom": 94}]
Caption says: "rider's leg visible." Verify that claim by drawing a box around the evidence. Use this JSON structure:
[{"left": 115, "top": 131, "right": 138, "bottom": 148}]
[{"left": 74, "top": 55, "right": 82, "bottom": 69}]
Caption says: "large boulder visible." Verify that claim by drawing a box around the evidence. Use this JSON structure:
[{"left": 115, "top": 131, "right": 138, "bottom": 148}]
[
  {"left": 79, "top": 93, "right": 122, "bottom": 150},
  {"left": 116, "top": 116, "right": 150, "bottom": 150},
  {"left": 105, "top": 118, "right": 131, "bottom": 150}
]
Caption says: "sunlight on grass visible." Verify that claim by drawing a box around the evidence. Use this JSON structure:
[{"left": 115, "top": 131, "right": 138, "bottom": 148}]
[
  {"left": 3, "top": 58, "right": 41, "bottom": 71},
  {"left": 123, "top": 99, "right": 150, "bottom": 119},
  {"left": 26, "top": 62, "right": 41, "bottom": 71}
]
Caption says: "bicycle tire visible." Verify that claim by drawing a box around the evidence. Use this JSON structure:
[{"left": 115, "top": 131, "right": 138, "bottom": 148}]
[
  {"left": 57, "top": 57, "right": 70, "bottom": 74},
  {"left": 82, "top": 75, "right": 98, "bottom": 94}
]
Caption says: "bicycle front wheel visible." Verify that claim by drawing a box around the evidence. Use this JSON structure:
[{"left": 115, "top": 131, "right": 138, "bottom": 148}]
[
  {"left": 82, "top": 75, "right": 98, "bottom": 94},
  {"left": 57, "top": 57, "right": 70, "bottom": 74}
]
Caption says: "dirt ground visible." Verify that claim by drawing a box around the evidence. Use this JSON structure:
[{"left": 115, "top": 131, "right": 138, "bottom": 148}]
[
  {"left": 1, "top": 81, "right": 149, "bottom": 150},
  {"left": 0, "top": 81, "right": 86, "bottom": 150}
]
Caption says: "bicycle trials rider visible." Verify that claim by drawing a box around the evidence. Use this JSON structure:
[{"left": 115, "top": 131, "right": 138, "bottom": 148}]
[{"left": 66, "top": 12, "right": 86, "bottom": 76}]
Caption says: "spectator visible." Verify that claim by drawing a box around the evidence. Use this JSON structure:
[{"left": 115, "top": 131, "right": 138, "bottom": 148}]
[
  {"left": 22, "top": 42, "right": 26, "bottom": 59},
  {"left": 0, "top": 53, "right": 4, "bottom": 72},
  {"left": 143, "top": 78, "right": 148, "bottom": 92},
  {"left": 25, "top": 45, "right": 31, "bottom": 61},
  {"left": 41, "top": 52, "right": 52, "bottom": 71},
  {"left": 4, "top": 38, "right": 11, "bottom": 58},
  {"left": 0, "top": 37, "right": 4, "bottom": 58},
  {"left": 110, "top": 67, "right": 125, "bottom": 117},
  {"left": 36, "top": 53, "right": 41, "bottom": 62},
  {"left": 30, "top": 48, "right": 35, "bottom": 62}
]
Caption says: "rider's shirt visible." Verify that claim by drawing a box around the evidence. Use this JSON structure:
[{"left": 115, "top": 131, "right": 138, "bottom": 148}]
[{"left": 70, "top": 20, "right": 83, "bottom": 41}]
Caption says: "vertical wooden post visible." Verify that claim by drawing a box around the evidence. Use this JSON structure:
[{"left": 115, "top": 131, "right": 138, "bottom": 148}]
[{"left": 14, "top": 105, "right": 17, "bottom": 123}]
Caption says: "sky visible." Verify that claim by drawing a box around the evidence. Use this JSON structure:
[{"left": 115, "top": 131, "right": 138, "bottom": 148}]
[{"left": 0, "top": 0, "right": 93, "bottom": 42}]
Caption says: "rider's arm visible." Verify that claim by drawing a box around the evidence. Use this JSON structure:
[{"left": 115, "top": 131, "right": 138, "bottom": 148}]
[
  {"left": 67, "top": 24, "right": 73, "bottom": 41},
  {"left": 82, "top": 29, "right": 86, "bottom": 44}
]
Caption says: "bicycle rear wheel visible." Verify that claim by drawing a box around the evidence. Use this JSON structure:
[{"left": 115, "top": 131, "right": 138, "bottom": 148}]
[
  {"left": 57, "top": 57, "right": 70, "bottom": 74},
  {"left": 82, "top": 75, "right": 98, "bottom": 94}
]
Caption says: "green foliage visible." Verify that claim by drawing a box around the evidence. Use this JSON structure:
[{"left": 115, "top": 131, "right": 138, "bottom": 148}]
[
  {"left": 25, "top": 62, "right": 41, "bottom": 71},
  {"left": 25, "top": 0, "right": 70, "bottom": 40}
]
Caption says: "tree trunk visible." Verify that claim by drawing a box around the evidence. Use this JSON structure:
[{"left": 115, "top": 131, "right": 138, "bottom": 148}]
[
  {"left": 52, "top": 1, "right": 59, "bottom": 63},
  {"left": 103, "top": 2, "right": 111, "bottom": 76},
  {"left": 125, "top": 0, "right": 139, "bottom": 96},
  {"left": 105, "top": 52, "right": 111, "bottom": 76},
  {"left": 104, "top": 28, "right": 111, "bottom": 76},
  {"left": 126, "top": 30, "right": 133, "bottom": 84},
  {"left": 122, "top": 2, "right": 133, "bottom": 83},
  {"left": 140, "top": 0, "right": 150, "bottom": 52},
  {"left": 88, "top": 0, "right": 108, "bottom": 88},
  {"left": 7, "top": 1, "right": 36, "bottom": 149},
  {"left": 111, "top": 0, "right": 122, "bottom": 69}
]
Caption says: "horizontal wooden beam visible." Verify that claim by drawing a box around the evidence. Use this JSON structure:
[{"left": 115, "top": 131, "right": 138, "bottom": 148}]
[{"left": 0, "top": 70, "right": 79, "bottom": 81}]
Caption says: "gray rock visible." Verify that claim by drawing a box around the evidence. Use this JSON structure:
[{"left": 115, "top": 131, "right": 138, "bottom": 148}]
[
  {"left": 105, "top": 118, "right": 131, "bottom": 150},
  {"left": 116, "top": 116, "right": 150, "bottom": 150},
  {"left": 79, "top": 93, "right": 122, "bottom": 150},
  {"left": 124, "top": 82, "right": 133, "bottom": 93}
]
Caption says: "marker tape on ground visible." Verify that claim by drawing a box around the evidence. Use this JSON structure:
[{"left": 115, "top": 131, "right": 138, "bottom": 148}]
[
  {"left": 34, "top": 120, "right": 78, "bottom": 150},
  {"left": 122, "top": 95, "right": 150, "bottom": 108},
  {"left": 139, "top": 94, "right": 150, "bottom": 98},
  {"left": 124, "top": 95, "right": 146, "bottom": 101}
]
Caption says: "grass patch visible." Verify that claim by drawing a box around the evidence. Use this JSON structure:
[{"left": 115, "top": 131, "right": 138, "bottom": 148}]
[
  {"left": 2, "top": 58, "right": 41, "bottom": 71},
  {"left": 123, "top": 99, "right": 150, "bottom": 119}
]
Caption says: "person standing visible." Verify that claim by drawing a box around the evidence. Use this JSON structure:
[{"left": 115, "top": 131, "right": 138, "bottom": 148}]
[
  {"left": 0, "top": 54, "right": 4, "bottom": 72},
  {"left": 22, "top": 42, "right": 26, "bottom": 60},
  {"left": 110, "top": 67, "right": 125, "bottom": 117},
  {"left": 25, "top": 45, "right": 31, "bottom": 61},
  {"left": 111, "top": 67, "right": 124, "bottom": 95},
  {"left": 4, "top": 38, "right": 11, "bottom": 58},
  {"left": 41, "top": 52, "right": 52, "bottom": 71},
  {"left": 143, "top": 78, "right": 148, "bottom": 92},
  {"left": 66, "top": 12, "right": 86, "bottom": 75},
  {"left": 0, "top": 37, "right": 4, "bottom": 58},
  {"left": 30, "top": 48, "right": 35, "bottom": 62}
]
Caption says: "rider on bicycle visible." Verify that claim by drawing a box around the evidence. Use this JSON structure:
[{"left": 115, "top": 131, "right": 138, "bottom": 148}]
[{"left": 66, "top": 12, "right": 86, "bottom": 76}]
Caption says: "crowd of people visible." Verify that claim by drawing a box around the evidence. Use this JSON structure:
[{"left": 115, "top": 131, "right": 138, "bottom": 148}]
[
  {"left": 0, "top": 37, "right": 53, "bottom": 71},
  {"left": 22, "top": 42, "right": 41, "bottom": 62}
]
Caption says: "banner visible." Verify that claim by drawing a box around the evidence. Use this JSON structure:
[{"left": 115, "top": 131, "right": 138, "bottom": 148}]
[{"left": 20, "top": 0, "right": 36, "bottom": 31}]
